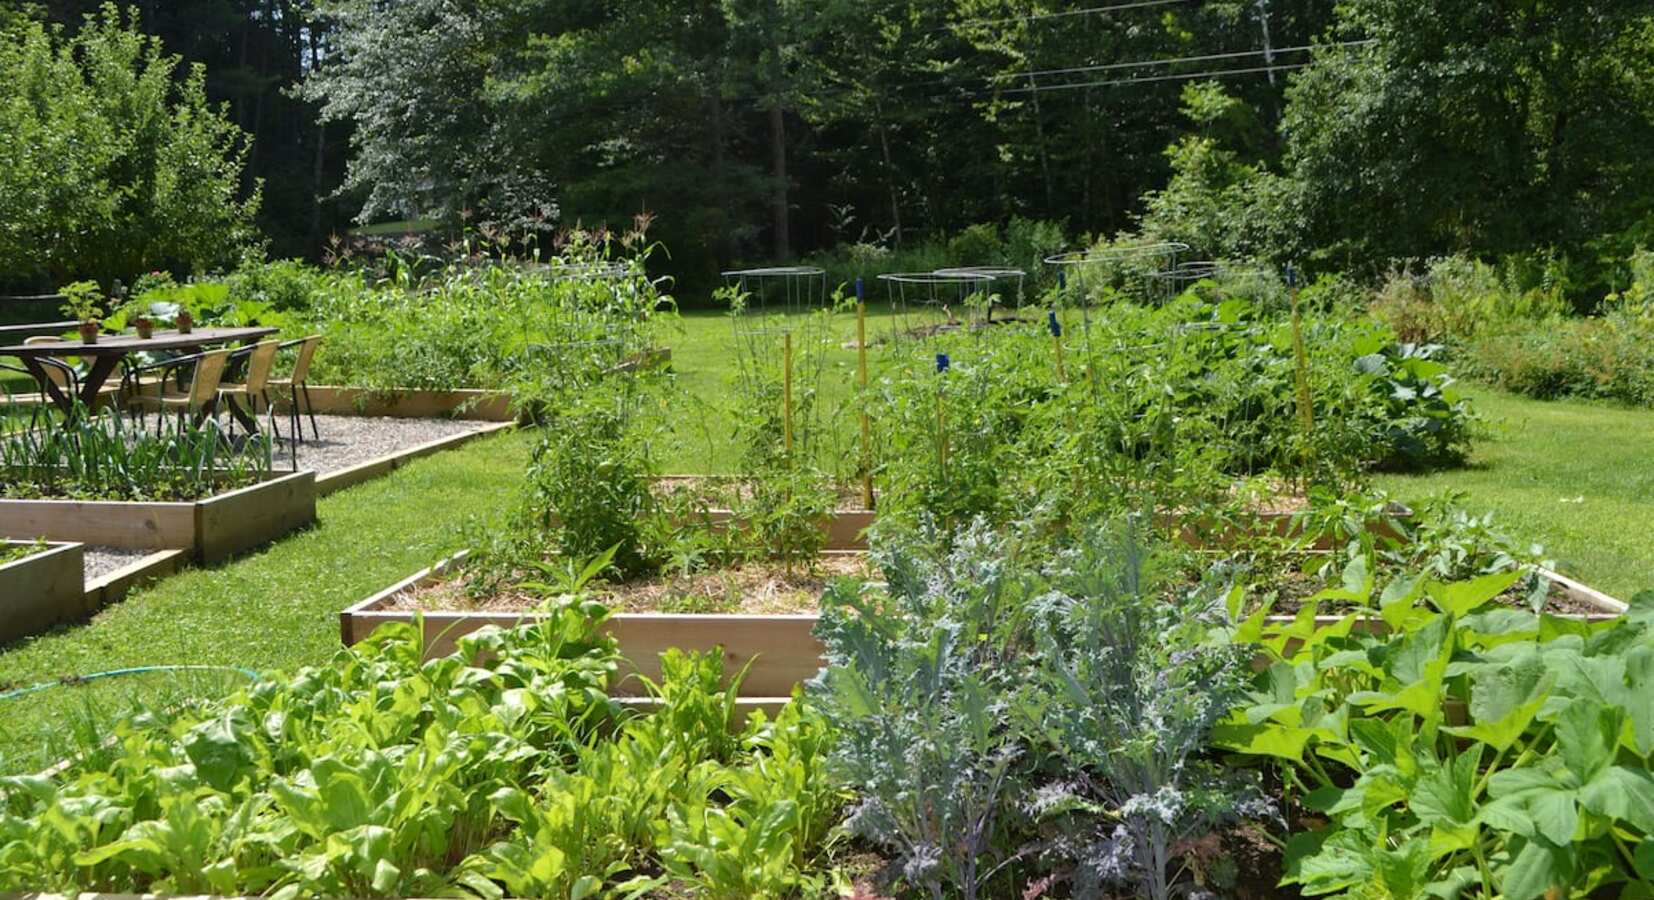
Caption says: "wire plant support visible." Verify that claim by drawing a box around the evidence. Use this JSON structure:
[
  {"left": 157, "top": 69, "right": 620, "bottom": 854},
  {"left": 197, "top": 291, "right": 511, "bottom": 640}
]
[
  {"left": 720, "top": 266, "right": 829, "bottom": 318},
  {"left": 876, "top": 270, "right": 996, "bottom": 346}
]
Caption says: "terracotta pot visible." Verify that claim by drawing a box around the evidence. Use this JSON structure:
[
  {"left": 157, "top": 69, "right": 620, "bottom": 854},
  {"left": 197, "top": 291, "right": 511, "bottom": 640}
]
[
  {"left": 176, "top": 311, "right": 194, "bottom": 334},
  {"left": 78, "top": 322, "right": 100, "bottom": 344},
  {"left": 135, "top": 318, "right": 154, "bottom": 339}
]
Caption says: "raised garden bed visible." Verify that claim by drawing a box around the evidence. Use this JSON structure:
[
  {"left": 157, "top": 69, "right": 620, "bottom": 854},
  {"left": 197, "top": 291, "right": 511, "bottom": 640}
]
[
  {"left": 341, "top": 550, "right": 856, "bottom": 707},
  {"left": 652, "top": 475, "right": 875, "bottom": 550},
  {"left": 296, "top": 416, "right": 515, "bottom": 497},
  {"left": 272, "top": 385, "right": 515, "bottom": 421},
  {"left": 0, "top": 470, "right": 315, "bottom": 563},
  {"left": 1, "top": 540, "right": 87, "bottom": 644},
  {"left": 346, "top": 550, "right": 1629, "bottom": 713}
]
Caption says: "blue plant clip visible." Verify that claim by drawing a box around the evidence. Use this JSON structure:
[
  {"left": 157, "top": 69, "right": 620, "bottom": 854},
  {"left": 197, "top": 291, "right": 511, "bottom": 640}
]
[
  {"left": 935, "top": 352, "right": 950, "bottom": 374},
  {"left": 1285, "top": 263, "right": 1298, "bottom": 288},
  {"left": 1058, "top": 270, "right": 1067, "bottom": 291},
  {"left": 1047, "top": 310, "right": 1062, "bottom": 338},
  {"left": 855, "top": 277, "right": 864, "bottom": 302}
]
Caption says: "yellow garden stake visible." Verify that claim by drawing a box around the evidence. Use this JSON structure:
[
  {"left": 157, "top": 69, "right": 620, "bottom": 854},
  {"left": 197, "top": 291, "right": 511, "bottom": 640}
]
[
  {"left": 856, "top": 279, "right": 874, "bottom": 508},
  {"left": 783, "top": 330, "right": 794, "bottom": 461},
  {"left": 1287, "top": 263, "right": 1315, "bottom": 482},
  {"left": 1047, "top": 310, "right": 1068, "bottom": 382}
]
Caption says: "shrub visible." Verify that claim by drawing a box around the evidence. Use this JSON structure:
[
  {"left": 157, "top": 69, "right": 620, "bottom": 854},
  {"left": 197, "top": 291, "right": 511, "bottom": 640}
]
[{"left": 0, "top": 5, "right": 259, "bottom": 288}]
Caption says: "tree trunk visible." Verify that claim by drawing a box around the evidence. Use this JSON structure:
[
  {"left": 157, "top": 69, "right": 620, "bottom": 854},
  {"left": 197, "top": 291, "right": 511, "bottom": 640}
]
[
  {"left": 769, "top": 103, "right": 789, "bottom": 260},
  {"left": 876, "top": 107, "right": 902, "bottom": 249}
]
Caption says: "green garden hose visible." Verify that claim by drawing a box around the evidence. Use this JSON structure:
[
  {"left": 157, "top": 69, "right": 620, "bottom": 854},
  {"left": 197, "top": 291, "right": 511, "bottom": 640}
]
[{"left": 0, "top": 664, "right": 261, "bottom": 703}]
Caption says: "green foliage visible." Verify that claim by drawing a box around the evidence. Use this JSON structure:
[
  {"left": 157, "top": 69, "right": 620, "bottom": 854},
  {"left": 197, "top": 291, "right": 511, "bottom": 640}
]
[
  {"left": 0, "top": 408, "right": 272, "bottom": 502},
  {"left": 867, "top": 292, "right": 1473, "bottom": 539},
  {"left": 57, "top": 281, "right": 105, "bottom": 324},
  {"left": 523, "top": 382, "right": 661, "bottom": 580},
  {"left": 1220, "top": 572, "right": 1654, "bottom": 898},
  {"left": 1025, "top": 526, "right": 1267, "bottom": 900},
  {"left": 812, "top": 520, "right": 1035, "bottom": 900},
  {"left": 0, "top": 5, "right": 259, "bottom": 288},
  {"left": 0, "top": 606, "right": 841, "bottom": 897},
  {"left": 814, "top": 519, "right": 1276, "bottom": 899},
  {"left": 1463, "top": 310, "right": 1654, "bottom": 408},
  {"left": 1369, "top": 257, "right": 1570, "bottom": 345},
  {"left": 0, "top": 539, "right": 49, "bottom": 568}
]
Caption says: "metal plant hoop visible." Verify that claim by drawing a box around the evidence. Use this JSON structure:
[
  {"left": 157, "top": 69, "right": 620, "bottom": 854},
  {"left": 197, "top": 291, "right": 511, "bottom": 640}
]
[
  {"left": 1043, "top": 241, "right": 1191, "bottom": 268},
  {"left": 721, "top": 265, "right": 829, "bottom": 316}
]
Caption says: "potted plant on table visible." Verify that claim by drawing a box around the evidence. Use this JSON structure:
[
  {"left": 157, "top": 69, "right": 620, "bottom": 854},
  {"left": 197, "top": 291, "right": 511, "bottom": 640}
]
[
  {"left": 59, "top": 281, "right": 105, "bottom": 344},
  {"left": 121, "top": 298, "right": 157, "bottom": 339}
]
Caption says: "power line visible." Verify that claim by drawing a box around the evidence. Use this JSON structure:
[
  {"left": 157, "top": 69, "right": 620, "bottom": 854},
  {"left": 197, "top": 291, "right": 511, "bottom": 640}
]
[
  {"left": 983, "top": 62, "right": 1315, "bottom": 96},
  {"left": 982, "top": 40, "right": 1372, "bottom": 85}
]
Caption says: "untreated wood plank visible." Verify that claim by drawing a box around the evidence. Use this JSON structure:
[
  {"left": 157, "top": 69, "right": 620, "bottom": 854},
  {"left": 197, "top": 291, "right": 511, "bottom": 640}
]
[
  {"left": 0, "top": 497, "right": 194, "bottom": 549},
  {"left": 272, "top": 386, "right": 514, "bottom": 421},
  {"left": 84, "top": 549, "right": 189, "bottom": 609},
  {"left": 195, "top": 471, "right": 316, "bottom": 563},
  {"left": 1, "top": 541, "right": 87, "bottom": 644}
]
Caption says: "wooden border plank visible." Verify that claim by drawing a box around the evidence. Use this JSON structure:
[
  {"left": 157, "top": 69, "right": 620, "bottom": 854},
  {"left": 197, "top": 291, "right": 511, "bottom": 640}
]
[{"left": 0, "top": 541, "right": 86, "bottom": 644}]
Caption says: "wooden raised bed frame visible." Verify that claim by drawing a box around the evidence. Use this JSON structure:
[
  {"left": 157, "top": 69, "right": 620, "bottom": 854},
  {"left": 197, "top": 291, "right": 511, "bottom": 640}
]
[
  {"left": 0, "top": 470, "right": 315, "bottom": 563},
  {"left": 272, "top": 386, "right": 514, "bottom": 422},
  {"left": 1, "top": 540, "right": 87, "bottom": 645},
  {"left": 341, "top": 551, "right": 833, "bottom": 721},
  {"left": 345, "top": 550, "right": 1627, "bottom": 720}
]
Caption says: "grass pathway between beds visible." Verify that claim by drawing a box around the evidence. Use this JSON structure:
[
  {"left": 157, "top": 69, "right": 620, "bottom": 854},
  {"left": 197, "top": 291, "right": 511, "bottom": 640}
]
[{"left": 0, "top": 429, "right": 531, "bottom": 774}]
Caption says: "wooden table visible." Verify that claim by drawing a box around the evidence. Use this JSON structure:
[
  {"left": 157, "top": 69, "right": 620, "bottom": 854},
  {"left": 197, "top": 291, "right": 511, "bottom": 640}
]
[{"left": 0, "top": 326, "right": 279, "bottom": 418}]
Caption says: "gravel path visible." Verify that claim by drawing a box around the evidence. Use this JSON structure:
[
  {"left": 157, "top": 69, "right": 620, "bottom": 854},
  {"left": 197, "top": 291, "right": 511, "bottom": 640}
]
[
  {"left": 271, "top": 415, "right": 491, "bottom": 477},
  {"left": 84, "top": 547, "right": 156, "bottom": 582}
]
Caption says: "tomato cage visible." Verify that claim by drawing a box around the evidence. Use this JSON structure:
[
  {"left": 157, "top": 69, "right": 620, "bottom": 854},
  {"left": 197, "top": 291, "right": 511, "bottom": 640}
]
[
  {"left": 721, "top": 266, "right": 830, "bottom": 317},
  {"left": 931, "top": 266, "right": 1028, "bottom": 323},
  {"left": 1045, "top": 241, "right": 1191, "bottom": 305},
  {"left": 875, "top": 270, "right": 997, "bottom": 347}
]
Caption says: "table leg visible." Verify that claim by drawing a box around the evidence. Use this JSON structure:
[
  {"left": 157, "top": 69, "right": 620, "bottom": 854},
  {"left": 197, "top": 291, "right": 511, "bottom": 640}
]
[
  {"left": 79, "top": 355, "right": 122, "bottom": 410},
  {"left": 222, "top": 394, "right": 260, "bottom": 435}
]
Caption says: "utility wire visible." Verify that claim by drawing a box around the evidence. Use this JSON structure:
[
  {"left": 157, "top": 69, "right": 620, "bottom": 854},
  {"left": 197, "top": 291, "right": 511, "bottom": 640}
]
[
  {"left": 981, "top": 62, "right": 1315, "bottom": 96},
  {"left": 980, "top": 40, "right": 1372, "bottom": 85}
]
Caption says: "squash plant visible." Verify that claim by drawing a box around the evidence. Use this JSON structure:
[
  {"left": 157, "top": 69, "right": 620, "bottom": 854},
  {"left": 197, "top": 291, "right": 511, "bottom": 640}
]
[{"left": 1219, "top": 569, "right": 1654, "bottom": 898}]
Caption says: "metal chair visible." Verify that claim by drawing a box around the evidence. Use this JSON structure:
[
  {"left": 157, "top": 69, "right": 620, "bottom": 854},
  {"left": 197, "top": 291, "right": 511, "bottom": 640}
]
[
  {"left": 216, "top": 340, "right": 282, "bottom": 439},
  {"left": 123, "top": 348, "right": 233, "bottom": 433},
  {"left": 268, "top": 335, "right": 322, "bottom": 443},
  {"left": 21, "top": 336, "right": 84, "bottom": 399}
]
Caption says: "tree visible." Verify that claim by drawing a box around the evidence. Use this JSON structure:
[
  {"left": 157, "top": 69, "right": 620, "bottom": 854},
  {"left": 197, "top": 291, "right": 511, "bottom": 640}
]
[
  {"left": 1277, "top": 0, "right": 1654, "bottom": 282},
  {"left": 0, "top": 4, "right": 261, "bottom": 289}
]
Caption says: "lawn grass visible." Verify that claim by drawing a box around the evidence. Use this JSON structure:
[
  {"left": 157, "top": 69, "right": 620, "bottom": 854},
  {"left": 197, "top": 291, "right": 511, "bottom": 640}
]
[
  {"left": 654, "top": 301, "right": 1031, "bottom": 474},
  {"left": 1373, "top": 385, "right": 1654, "bottom": 601},
  {"left": 0, "top": 428, "right": 531, "bottom": 774}
]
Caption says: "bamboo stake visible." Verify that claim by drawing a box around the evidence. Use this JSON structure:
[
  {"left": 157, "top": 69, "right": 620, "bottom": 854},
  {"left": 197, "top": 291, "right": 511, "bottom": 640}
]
[
  {"left": 1288, "top": 264, "right": 1314, "bottom": 478},
  {"left": 783, "top": 331, "right": 794, "bottom": 460},
  {"left": 857, "top": 298, "right": 874, "bottom": 509}
]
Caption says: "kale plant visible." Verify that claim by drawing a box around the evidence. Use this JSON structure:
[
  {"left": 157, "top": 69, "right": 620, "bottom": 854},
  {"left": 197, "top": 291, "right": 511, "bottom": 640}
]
[
  {"left": 1025, "top": 524, "right": 1270, "bottom": 900},
  {"left": 810, "top": 518, "right": 1037, "bottom": 900}
]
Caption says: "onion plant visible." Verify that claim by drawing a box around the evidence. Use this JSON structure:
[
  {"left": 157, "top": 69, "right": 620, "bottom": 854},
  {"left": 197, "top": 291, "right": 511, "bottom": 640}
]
[{"left": 0, "top": 406, "right": 273, "bottom": 502}]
